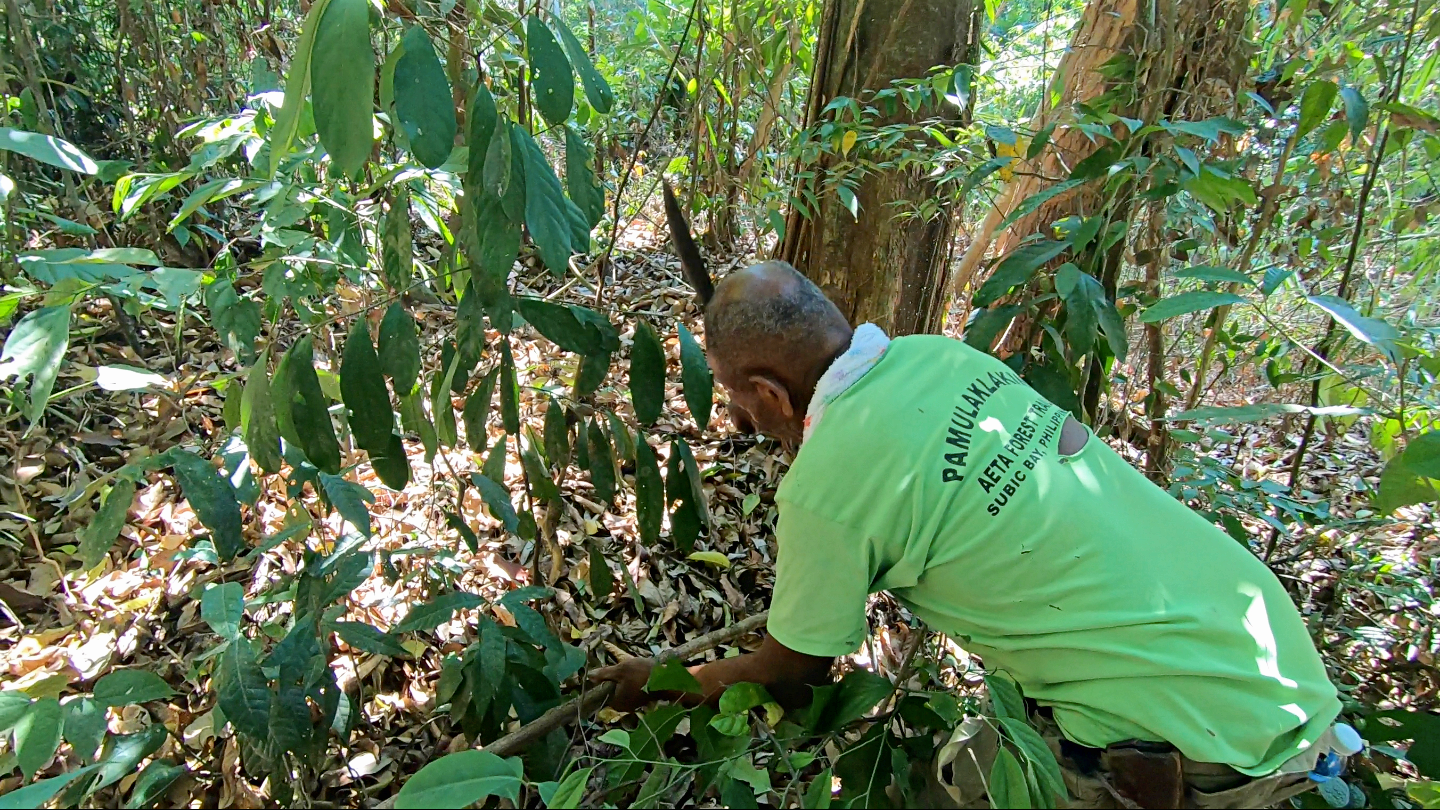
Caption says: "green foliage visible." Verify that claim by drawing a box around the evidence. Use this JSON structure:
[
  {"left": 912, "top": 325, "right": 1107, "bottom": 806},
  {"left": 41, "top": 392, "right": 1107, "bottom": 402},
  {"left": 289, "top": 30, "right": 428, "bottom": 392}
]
[
  {"left": 526, "top": 16, "right": 575, "bottom": 127},
  {"left": 678, "top": 324, "right": 712, "bottom": 430},
  {"left": 395, "top": 750, "right": 524, "bottom": 809},
  {"left": 630, "top": 320, "right": 666, "bottom": 425},
  {"left": 0, "top": 127, "right": 98, "bottom": 173},
  {"left": 310, "top": 0, "right": 375, "bottom": 177},
  {"left": 393, "top": 26, "right": 457, "bottom": 169},
  {"left": 273, "top": 336, "right": 343, "bottom": 474},
  {"left": 0, "top": 305, "right": 70, "bottom": 423}
]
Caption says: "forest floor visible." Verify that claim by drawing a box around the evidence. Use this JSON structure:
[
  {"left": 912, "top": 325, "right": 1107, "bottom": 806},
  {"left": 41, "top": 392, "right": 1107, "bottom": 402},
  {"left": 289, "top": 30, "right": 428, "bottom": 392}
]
[{"left": 0, "top": 203, "right": 1433, "bottom": 807}]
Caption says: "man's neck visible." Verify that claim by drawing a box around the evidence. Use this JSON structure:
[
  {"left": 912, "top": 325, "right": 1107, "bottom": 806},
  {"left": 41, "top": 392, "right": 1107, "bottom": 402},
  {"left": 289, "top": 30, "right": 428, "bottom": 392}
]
[{"left": 790, "top": 331, "right": 854, "bottom": 422}]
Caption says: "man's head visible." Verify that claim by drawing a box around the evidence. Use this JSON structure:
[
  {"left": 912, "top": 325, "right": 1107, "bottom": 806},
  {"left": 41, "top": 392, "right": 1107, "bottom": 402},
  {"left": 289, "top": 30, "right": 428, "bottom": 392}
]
[{"left": 663, "top": 184, "right": 852, "bottom": 444}]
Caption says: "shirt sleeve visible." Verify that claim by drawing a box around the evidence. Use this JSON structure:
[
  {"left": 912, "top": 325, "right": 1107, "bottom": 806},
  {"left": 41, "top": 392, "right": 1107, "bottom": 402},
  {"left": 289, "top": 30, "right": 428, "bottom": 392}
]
[{"left": 766, "top": 500, "right": 875, "bottom": 658}]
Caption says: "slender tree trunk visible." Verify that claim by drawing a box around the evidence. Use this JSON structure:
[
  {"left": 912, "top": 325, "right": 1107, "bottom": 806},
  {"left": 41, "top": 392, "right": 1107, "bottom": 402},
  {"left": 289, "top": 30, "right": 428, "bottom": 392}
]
[{"left": 777, "top": 0, "right": 982, "bottom": 335}]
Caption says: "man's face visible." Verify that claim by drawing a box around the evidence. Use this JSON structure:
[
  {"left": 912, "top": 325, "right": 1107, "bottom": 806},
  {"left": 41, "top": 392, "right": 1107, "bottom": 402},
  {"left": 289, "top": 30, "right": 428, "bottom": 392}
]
[{"left": 712, "top": 357, "right": 800, "bottom": 444}]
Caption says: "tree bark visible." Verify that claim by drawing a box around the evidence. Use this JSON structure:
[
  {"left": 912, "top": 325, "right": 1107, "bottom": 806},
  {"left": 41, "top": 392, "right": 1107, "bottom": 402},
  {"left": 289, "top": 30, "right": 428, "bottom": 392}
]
[{"left": 777, "top": 0, "right": 982, "bottom": 336}]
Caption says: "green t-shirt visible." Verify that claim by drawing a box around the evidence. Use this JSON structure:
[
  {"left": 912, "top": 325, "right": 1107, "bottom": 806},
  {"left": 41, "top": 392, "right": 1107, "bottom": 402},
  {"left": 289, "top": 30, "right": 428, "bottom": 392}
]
[{"left": 769, "top": 335, "right": 1340, "bottom": 776}]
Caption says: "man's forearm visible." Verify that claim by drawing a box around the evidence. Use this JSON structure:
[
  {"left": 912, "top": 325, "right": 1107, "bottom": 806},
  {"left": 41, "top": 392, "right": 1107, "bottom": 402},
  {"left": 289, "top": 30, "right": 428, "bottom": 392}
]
[{"left": 652, "top": 636, "right": 834, "bottom": 709}]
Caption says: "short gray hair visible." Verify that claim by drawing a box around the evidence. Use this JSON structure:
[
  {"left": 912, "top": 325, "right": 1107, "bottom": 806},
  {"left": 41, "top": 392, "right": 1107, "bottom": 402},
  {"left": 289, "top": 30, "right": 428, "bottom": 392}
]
[{"left": 704, "top": 261, "right": 848, "bottom": 369}]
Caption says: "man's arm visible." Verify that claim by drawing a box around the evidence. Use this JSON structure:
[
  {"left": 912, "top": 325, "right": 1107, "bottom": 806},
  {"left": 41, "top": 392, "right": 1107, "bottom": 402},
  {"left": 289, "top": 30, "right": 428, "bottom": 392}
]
[{"left": 592, "top": 633, "right": 834, "bottom": 713}]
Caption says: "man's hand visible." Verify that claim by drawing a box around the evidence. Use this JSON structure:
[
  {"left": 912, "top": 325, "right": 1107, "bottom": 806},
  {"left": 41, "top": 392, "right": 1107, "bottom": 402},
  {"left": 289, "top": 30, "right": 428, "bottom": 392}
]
[{"left": 590, "top": 657, "right": 655, "bottom": 713}]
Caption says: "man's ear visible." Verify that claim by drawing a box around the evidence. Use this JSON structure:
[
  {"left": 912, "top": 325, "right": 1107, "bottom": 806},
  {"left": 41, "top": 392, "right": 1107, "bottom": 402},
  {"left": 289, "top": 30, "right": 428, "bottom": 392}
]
[
  {"left": 662, "top": 181, "right": 714, "bottom": 305},
  {"left": 749, "top": 374, "right": 794, "bottom": 419}
]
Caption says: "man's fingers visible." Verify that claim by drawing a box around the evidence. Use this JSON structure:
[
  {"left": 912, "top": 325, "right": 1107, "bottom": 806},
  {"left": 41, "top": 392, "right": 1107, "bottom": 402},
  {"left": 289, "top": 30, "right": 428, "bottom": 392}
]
[{"left": 589, "top": 665, "right": 621, "bottom": 682}]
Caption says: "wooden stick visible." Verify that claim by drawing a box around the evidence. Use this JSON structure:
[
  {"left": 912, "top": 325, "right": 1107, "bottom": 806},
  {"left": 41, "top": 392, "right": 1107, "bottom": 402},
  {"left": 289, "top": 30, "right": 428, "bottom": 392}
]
[{"left": 372, "top": 612, "right": 769, "bottom": 808}]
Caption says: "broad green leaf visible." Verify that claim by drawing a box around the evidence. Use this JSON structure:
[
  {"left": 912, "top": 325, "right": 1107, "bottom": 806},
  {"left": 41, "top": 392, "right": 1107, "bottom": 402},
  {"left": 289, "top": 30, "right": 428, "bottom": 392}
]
[
  {"left": 998, "top": 178, "right": 1086, "bottom": 231},
  {"left": 1297, "top": 80, "right": 1338, "bottom": 139},
  {"left": 526, "top": 16, "right": 574, "bottom": 126},
  {"left": 15, "top": 697, "right": 62, "bottom": 778},
  {"left": 565, "top": 126, "right": 605, "bottom": 229},
  {"left": 634, "top": 435, "right": 663, "bottom": 546},
  {"left": 1068, "top": 141, "right": 1123, "bottom": 181},
  {"left": 718, "top": 682, "right": 773, "bottom": 716},
  {"left": 629, "top": 320, "right": 665, "bottom": 425},
  {"left": 319, "top": 472, "right": 375, "bottom": 536},
  {"left": 273, "top": 336, "right": 343, "bottom": 474},
  {"left": 545, "top": 765, "right": 595, "bottom": 809},
  {"left": 988, "top": 748, "right": 1031, "bottom": 809},
  {"left": 240, "top": 359, "right": 283, "bottom": 474},
  {"left": 514, "top": 298, "right": 617, "bottom": 355},
  {"left": 1363, "top": 709, "right": 1440, "bottom": 777},
  {"left": 678, "top": 324, "right": 712, "bottom": 430},
  {"left": 975, "top": 241, "right": 1067, "bottom": 308},
  {"left": 383, "top": 186, "right": 414, "bottom": 293},
  {"left": 0, "top": 305, "right": 70, "bottom": 423},
  {"left": 215, "top": 638, "right": 270, "bottom": 740},
  {"left": 464, "top": 367, "right": 498, "bottom": 453},
  {"left": 481, "top": 115, "right": 512, "bottom": 198},
  {"left": 167, "top": 177, "right": 248, "bottom": 232},
  {"left": 205, "top": 280, "right": 261, "bottom": 364},
  {"left": 378, "top": 303, "right": 421, "bottom": 396},
  {"left": 166, "top": 449, "right": 245, "bottom": 560},
  {"left": 986, "top": 673, "right": 1026, "bottom": 721},
  {"left": 999, "top": 717, "right": 1067, "bottom": 803},
  {"left": 500, "top": 119, "right": 528, "bottom": 224},
  {"left": 803, "top": 767, "right": 833, "bottom": 809},
  {"left": 445, "top": 511, "right": 478, "bottom": 554},
  {"left": 94, "top": 669, "right": 176, "bottom": 707},
  {"left": 688, "top": 550, "right": 729, "bottom": 568},
  {"left": 1340, "top": 86, "right": 1368, "bottom": 143},
  {"left": 467, "top": 83, "right": 498, "bottom": 185},
  {"left": 393, "top": 591, "right": 485, "bottom": 634},
  {"left": 1055, "top": 263, "right": 1098, "bottom": 357},
  {"left": 516, "top": 128, "right": 574, "bottom": 276},
  {"left": 78, "top": 477, "right": 134, "bottom": 570},
  {"left": 1377, "top": 432, "right": 1440, "bottom": 514},
  {"left": 575, "top": 351, "right": 609, "bottom": 399},
  {"left": 806, "top": 670, "right": 892, "bottom": 733},
  {"left": 334, "top": 621, "right": 410, "bottom": 657},
  {"left": 1139, "top": 291, "right": 1245, "bottom": 323},
  {"left": 1167, "top": 402, "right": 1364, "bottom": 424},
  {"left": 1171, "top": 265, "right": 1254, "bottom": 286},
  {"left": 202, "top": 581, "right": 245, "bottom": 640},
  {"left": 394, "top": 749, "right": 523, "bottom": 809},
  {"left": 544, "top": 396, "right": 569, "bottom": 468},
  {"left": 1308, "top": 295, "right": 1400, "bottom": 362},
  {"left": 270, "top": 0, "right": 334, "bottom": 175},
  {"left": 455, "top": 282, "right": 488, "bottom": 373},
  {"left": 310, "top": 0, "right": 375, "bottom": 177},
  {"left": 125, "top": 760, "right": 186, "bottom": 809},
  {"left": 62, "top": 697, "right": 106, "bottom": 763},
  {"left": 93, "top": 724, "right": 168, "bottom": 792},
  {"left": 1182, "top": 168, "right": 1258, "bottom": 213},
  {"left": 1024, "top": 362, "right": 1081, "bottom": 419},
  {"left": 647, "top": 657, "right": 703, "bottom": 694},
  {"left": 341, "top": 318, "right": 409, "bottom": 490},
  {"left": 521, "top": 433, "right": 558, "bottom": 502},
  {"left": 500, "top": 339, "right": 520, "bottom": 434},
  {"left": 963, "top": 305, "right": 1023, "bottom": 353},
  {"left": 400, "top": 389, "right": 437, "bottom": 463},
  {"left": 0, "top": 764, "right": 101, "bottom": 810},
  {"left": 587, "top": 538, "right": 613, "bottom": 600},
  {"left": 473, "top": 189, "right": 520, "bottom": 328},
  {"left": 587, "top": 420, "right": 615, "bottom": 505},
  {"left": 430, "top": 353, "right": 460, "bottom": 449},
  {"left": 0, "top": 691, "right": 32, "bottom": 734},
  {"left": 554, "top": 18, "right": 613, "bottom": 113},
  {"left": 394, "top": 26, "right": 457, "bottom": 168},
  {"left": 0, "top": 126, "right": 98, "bottom": 174}
]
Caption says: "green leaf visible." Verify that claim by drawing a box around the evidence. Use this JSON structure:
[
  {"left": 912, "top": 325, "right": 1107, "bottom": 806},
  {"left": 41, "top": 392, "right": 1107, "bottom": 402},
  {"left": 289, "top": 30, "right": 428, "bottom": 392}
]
[
  {"left": 1055, "top": 264, "right": 1098, "bottom": 357},
  {"left": 310, "top": 0, "right": 375, "bottom": 177},
  {"left": 1068, "top": 141, "right": 1123, "bottom": 181},
  {"left": 0, "top": 126, "right": 98, "bottom": 174},
  {"left": 467, "top": 82, "right": 499, "bottom": 186},
  {"left": 1340, "top": 86, "right": 1368, "bottom": 143},
  {"left": 500, "top": 339, "right": 520, "bottom": 434},
  {"left": 206, "top": 280, "right": 261, "bottom": 364},
  {"left": 472, "top": 470, "right": 519, "bottom": 533},
  {"left": 125, "top": 760, "right": 186, "bottom": 809},
  {"left": 521, "top": 433, "right": 559, "bottom": 502},
  {"left": 92, "top": 724, "right": 168, "bottom": 792},
  {"left": 1378, "top": 432, "right": 1440, "bottom": 514},
  {"left": 240, "top": 360, "right": 283, "bottom": 475},
  {"left": 399, "top": 391, "right": 437, "bottom": 463},
  {"left": 0, "top": 691, "right": 32, "bottom": 734},
  {"left": 803, "top": 767, "right": 833, "bottom": 809},
  {"left": 565, "top": 126, "right": 605, "bottom": 229},
  {"left": 334, "top": 621, "right": 410, "bottom": 657},
  {"left": 586, "top": 420, "right": 616, "bottom": 505},
  {"left": 554, "top": 18, "right": 613, "bottom": 113},
  {"left": 319, "top": 472, "right": 375, "bottom": 536},
  {"left": 1182, "top": 168, "right": 1258, "bottom": 213},
  {"left": 1297, "top": 80, "right": 1339, "bottom": 139},
  {"left": 394, "top": 749, "right": 523, "bottom": 809},
  {"left": 464, "top": 367, "right": 498, "bottom": 453},
  {"left": 167, "top": 449, "right": 245, "bottom": 560},
  {"left": 516, "top": 128, "right": 574, "bottom": 276},
  {"left": 514, "top": 298, "right": 618, "bottom": 355},
  {"left": 1362, "top": 709, "right": 1440, "bottom": 777},
  {"left": 988, "top": 748, "right": 1031, "bottom": 809},
  {"left": 998, "top": 717, "right": 1067, "bottom": 803},
  {"left": 215, "top": 638, "right": 270, "bottom": 740},
  {"left": 0, "top": 764, "right": 101, "bottom": 810},
  {"left": 95, "top": 669, "right": 176, "bottom": 707},
  {"left": 15, "top": 697, "right": 62, "bottom": 778},
  {"left": 526, "top": 16, "right": 574, "bottom": 126},
  {"left": 341, "top": 318, "right": 409, "bottom": 490},
  {"left": 634, "top": 436, "right": 664, "bottom": 546},
  {"left": 975, "top": 241, "right": 1068, "bottom": 308},
  {"left": 378, "top": 303, "right": 421, "bottom": 396},
  {"left": 963, "top": 305, "right": 1023, "bottom": 353},
  {"left": 1139, "top": 290, "right": 1245, "bottom": 323},
  {"left": 544, "top": 396, "right": 570, "bottom": 468},
  {"left": 431, "top": 352, "right": 460, "bottom": 449},
  {"left": 718, "top": 682, "right": 773, "bottom": 716},
  {"left": 630, "top": 320, "right": 666, "bottom": 425},
  {"left": 647, "top": 657, "right": 704, "bottom": 694},
  {"left": 1167, "top": 402, "right": 1365, "bottom": 425},
  {"left": 202, "top": 582, "right": 245, "bottom": 640},
  {"left": 394, "top": 591, "right": 485, "bottom": 635},
  {"left": 0, "top": 305, "right": 70, "bottom": 423},
  {"left": 998, "top": 178, "right": 1086, "bottom": 231},
  {"left": 62, "top": 697, "right": 106, "bottom": 763},
  {"left": 677, "top": 324, "right": 712, "bottom": 430},
  {"left": 270, "top": 0, "right": 334, "bottom": 176},
  {"left": 1308, "top": 295, "right": 1400, "bottom": 362},
  {"left": 78, "top": 477, "right": 134, "bottom": 570},
  {"left": 472, "top": 190, "right": 520, "bottom": 328},
  {"left": 394, "top": 26, "right": 457, "bottom": 168},
  {"left": 1024, "top": 362, "right": 1081, "bottom": 419},
  {"left": 273, "top": 336, "right": 343, "bottom": 474},
  {"left": 586, "top": 538, "right": 613, "bottom": 600},
  {"left": 545, "top": 765, "right": 594, "bottom": 809},
  {"left": 575, "top": 351, "right": 609, "bottom": 399},
  {"left": 1171, "top": 265, "right": 1254, "bottom": 285},
  {"left": 985, "top": 673, "right": 1026, "bottom": 721}
]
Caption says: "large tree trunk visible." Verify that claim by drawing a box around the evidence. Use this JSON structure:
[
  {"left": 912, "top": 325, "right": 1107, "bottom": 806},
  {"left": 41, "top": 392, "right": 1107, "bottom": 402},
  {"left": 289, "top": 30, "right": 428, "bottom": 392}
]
[{"left": 776, "top": 0, "right": 981, "bottom": 335}]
